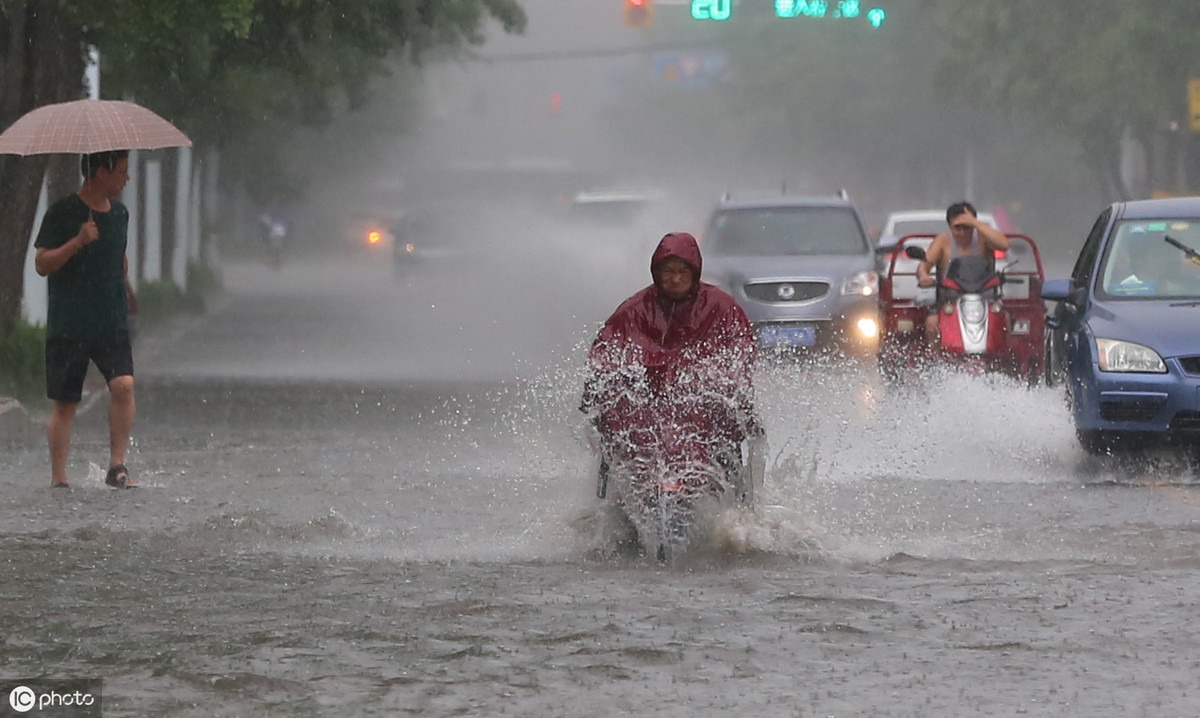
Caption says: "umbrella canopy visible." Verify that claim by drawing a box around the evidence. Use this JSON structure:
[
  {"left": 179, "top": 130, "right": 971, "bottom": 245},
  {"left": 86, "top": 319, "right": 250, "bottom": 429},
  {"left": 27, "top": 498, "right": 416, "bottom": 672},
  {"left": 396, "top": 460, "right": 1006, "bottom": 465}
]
[{"left": 0, "top": 99, "right": 191, "bottom": 156}]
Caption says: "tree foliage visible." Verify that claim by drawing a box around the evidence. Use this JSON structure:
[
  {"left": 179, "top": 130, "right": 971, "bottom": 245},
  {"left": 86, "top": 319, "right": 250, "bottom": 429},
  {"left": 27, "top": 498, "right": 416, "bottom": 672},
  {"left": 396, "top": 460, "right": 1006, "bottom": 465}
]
[
  {"left": 930, "top": 0, "right": 1200, "bottom": 200},
  {"left": 94, "top": 0, "right": 526, "bottom": 202},
  {"left": 602, "top": 3, "right": 1028, "bottom": 218},
  {"left": 601, "top": 0, "right": 1200, "bottom": 238},
  {"left": 717, "top": 8, "right": 960, "bottom": 191},
  {"left": 93, "top": 0, "right": 525, "bottom": 144}
]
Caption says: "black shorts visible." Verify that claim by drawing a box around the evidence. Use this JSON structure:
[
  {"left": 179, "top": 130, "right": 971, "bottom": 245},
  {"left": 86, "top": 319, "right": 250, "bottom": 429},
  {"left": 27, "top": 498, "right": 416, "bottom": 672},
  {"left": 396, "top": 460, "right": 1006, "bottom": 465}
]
[{"left": 45, "top": 334, "right": 134, "bottom": 403}]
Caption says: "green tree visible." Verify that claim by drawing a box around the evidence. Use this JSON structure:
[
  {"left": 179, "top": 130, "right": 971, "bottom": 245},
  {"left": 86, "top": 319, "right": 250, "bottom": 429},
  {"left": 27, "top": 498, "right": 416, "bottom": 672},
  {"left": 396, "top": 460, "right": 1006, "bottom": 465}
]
[
  {"left": 0, "top": 1, "right": 88, "bottom": 333},
  {"left": 930, "top": 0, "right": 1200, "bottom": 201},
  {"left": 601, "top": 4, "right": 1022, "bottom": 217},
  {"left": 0, "top": 0, "right": 526, "bottom": 328}
]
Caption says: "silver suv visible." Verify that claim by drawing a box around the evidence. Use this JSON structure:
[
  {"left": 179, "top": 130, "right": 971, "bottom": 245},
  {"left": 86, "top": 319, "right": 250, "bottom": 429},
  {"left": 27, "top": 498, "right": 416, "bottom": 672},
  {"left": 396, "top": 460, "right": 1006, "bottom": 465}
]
[{"left": 700, "top": 193, "right": 880, "bottom": 355}]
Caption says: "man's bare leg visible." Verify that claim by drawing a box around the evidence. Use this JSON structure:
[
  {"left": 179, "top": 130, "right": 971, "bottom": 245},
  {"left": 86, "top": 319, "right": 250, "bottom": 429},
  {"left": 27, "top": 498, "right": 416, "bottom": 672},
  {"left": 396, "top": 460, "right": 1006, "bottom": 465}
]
[
  {"left": 48, "top": 401, "right": 78, "bottom": 487},
  {"left": 108, "top": 375, "right": 136, "bottom": 487},
  {"left": 924, "top": 312, "right": 940, "bottom": 354}
]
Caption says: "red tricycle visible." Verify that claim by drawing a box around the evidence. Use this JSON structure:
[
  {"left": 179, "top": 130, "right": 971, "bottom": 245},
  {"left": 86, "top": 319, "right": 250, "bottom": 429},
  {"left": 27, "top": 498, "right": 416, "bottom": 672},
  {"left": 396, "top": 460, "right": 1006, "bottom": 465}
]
[{"left": 876, "top": 233, "right": 1047, "bottom": 386}]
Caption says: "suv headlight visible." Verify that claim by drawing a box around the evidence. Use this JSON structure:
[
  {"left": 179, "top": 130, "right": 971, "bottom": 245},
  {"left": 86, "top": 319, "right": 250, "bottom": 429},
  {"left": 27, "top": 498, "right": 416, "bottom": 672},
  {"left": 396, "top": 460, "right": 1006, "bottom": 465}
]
[
  {"left": 1095, "top": 338, "right": 1166, "bottom": 373},
  {"left": 842, "top": 270, "right": 879, "bottom": 297}
]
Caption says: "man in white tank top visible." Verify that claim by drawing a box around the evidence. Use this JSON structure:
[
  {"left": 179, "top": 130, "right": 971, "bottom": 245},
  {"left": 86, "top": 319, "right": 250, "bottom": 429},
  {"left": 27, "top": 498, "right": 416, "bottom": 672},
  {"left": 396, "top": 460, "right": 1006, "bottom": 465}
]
[{"left": 916, "top": 201, "right": 1011, "bottom": 347}]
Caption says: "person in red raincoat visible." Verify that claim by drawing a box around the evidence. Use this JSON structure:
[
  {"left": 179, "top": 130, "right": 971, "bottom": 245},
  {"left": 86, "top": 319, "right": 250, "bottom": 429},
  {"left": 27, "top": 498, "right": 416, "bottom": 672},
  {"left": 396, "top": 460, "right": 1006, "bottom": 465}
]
[{"left": 581, "top": 232, "right": 762, "bottom": 489}]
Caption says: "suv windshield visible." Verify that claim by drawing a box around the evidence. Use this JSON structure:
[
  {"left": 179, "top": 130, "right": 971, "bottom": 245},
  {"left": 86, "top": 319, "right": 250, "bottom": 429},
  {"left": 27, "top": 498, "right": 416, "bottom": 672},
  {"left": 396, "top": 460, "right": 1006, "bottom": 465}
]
[
  {"left": 707, "top": 206, "right": 868, "bottom": 256},
  {"left": 1097, "top": 219, "right": 1200, "bottom": 299}
]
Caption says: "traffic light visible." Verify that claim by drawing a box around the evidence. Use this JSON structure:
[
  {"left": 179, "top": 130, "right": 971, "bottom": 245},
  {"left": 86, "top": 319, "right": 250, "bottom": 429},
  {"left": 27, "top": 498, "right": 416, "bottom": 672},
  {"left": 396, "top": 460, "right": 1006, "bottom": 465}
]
[{"left": 624, "top": 0, "right": 653, "bottom": 28}]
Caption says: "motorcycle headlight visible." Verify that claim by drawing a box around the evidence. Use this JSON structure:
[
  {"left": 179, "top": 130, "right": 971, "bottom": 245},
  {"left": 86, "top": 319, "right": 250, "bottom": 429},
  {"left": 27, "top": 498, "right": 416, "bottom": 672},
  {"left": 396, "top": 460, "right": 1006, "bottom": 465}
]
[
  {"left": 961, "top": 296, "right": 986, "bottom": 324},
  {"left": 1095, "top": 338, "right": 1166, "bottom": 373},
  {"left": 842, "top": 270, "right": 879, "bottom": 297}
]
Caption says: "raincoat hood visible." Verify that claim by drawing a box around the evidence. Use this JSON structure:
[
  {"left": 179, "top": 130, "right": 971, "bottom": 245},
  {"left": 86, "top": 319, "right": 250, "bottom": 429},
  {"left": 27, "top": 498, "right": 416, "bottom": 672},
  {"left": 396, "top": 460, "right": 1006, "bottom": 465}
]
[{"left": 603, "top": 230, "right": 736, "bottom": 359}]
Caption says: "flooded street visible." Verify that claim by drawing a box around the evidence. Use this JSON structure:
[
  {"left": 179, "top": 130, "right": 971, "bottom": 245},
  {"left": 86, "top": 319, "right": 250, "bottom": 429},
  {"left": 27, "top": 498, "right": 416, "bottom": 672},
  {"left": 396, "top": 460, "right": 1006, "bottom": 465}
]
[{"left": 5, "top": 243, "right": 1200, "bottom": 717}]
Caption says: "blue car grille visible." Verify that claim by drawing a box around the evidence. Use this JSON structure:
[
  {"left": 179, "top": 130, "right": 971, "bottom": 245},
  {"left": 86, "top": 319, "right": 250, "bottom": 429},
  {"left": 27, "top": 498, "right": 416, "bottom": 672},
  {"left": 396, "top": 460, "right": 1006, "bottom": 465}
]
[
  {"left": 1099, "top": 400, "right": 1161, "bottom": 423},
  {"left": 1170, "top": 411, "right": 1200, "bottom": 432},
  {"left": 744, "top": 281, "right": 829, "bottom": 303},
  {"left": 1178, "top": 356, "right": 1200, "bottom": 375}
]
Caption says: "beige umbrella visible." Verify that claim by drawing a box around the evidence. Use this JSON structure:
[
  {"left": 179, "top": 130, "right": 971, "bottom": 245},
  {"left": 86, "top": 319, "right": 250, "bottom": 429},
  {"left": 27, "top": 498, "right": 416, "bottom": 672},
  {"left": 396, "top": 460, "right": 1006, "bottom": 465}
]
[{"left": 0, "top": 99, "right": 191, "bottom": 155}]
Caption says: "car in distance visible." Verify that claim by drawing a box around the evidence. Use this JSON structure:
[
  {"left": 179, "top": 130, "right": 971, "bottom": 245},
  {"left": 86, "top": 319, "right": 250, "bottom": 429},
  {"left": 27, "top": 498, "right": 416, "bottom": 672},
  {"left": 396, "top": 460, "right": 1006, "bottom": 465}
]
[
  {"left": 1042, "top": 197, "right": 1200, "bottom": 454},
  {"left": 347, "top": 206, "right": 457, "bottom": 274},
  {"left": 700, "top": 192, "right": 880, "bottom": 356},
  {"left": 566, "top": 187, "right": 663, "bottom": 226},
  {"left": 875, "top": 208, "right": 997, "bottom": 272}
]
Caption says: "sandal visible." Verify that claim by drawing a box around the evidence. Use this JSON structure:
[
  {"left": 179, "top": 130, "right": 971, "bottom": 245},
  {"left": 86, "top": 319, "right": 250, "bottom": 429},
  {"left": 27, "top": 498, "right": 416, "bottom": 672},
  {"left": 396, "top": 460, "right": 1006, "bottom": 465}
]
[{"left": 105, "top": 464, "right": 137, "bottom": 489}]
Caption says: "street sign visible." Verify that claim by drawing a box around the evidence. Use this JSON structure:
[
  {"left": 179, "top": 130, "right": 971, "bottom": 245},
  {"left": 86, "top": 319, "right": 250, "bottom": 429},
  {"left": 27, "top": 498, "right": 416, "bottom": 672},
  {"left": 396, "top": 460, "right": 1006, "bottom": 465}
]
[
  {"left": 1190, "top": 78, "right": 1200, "bottom": 132},
  {"left": 690, "top": 0, "right": 887, "bottom": 26}
]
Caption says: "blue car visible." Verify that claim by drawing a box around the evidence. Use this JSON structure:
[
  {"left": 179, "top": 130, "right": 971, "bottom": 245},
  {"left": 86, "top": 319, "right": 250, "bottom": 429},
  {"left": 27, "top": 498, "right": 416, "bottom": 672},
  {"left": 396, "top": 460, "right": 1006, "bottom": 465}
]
[{"left": 1043, "top": 197, "right": 1200, "bottom": 454}]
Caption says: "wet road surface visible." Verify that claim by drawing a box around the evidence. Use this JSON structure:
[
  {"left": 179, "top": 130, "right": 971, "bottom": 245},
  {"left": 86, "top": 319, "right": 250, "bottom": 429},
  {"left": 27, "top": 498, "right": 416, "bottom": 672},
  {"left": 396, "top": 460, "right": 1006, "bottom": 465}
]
[{"left": 4, "top": 244, "right": 1200, "bottom": 716}]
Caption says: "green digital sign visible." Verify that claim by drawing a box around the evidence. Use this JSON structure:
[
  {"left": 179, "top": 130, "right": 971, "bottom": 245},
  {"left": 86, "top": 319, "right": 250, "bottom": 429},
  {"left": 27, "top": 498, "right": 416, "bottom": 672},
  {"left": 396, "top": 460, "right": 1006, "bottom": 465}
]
[
  {"left": 691, "top": 0, "right": 886, "bottom": 27},
  {"left": 692, "top": 0, "right": 732, "bottom": 21}
]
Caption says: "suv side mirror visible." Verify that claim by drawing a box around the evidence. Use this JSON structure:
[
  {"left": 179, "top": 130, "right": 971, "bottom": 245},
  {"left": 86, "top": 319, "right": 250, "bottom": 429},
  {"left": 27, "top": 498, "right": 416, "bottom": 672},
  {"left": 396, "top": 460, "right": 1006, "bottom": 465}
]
[{"left": 904, "top": 245, "right": 926, "bottom": 261}]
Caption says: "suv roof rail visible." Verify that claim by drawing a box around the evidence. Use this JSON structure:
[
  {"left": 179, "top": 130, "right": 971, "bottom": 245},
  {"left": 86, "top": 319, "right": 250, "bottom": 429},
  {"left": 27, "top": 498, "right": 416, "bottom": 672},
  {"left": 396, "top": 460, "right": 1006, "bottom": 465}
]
[{"left": 837, "top": 188, "right": 850, "bottom": 201}]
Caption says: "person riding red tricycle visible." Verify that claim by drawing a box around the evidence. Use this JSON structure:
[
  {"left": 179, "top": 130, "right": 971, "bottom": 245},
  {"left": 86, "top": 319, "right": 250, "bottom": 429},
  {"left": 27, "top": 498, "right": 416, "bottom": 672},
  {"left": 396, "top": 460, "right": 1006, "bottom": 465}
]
[{"left": 877, "top": 231, "right": 1047, "bottom": 386}]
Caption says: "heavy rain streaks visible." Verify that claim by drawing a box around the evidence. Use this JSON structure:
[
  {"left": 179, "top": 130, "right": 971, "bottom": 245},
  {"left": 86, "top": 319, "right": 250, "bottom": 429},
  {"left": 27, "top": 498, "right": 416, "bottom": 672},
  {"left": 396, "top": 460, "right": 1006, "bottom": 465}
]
[{"left": 7, "top": 0, "right": 1200, "bottom": 715}]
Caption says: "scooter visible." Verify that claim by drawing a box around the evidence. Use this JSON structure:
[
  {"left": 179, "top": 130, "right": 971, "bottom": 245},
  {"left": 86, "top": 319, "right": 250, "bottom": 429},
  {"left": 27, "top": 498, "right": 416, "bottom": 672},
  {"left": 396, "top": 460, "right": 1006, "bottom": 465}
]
[
  {"left": 929, "top": 252, "right": 1008, "bottom": 370},
  {"left": 592, "top": 400, "right": 765, "bottom": 562}
]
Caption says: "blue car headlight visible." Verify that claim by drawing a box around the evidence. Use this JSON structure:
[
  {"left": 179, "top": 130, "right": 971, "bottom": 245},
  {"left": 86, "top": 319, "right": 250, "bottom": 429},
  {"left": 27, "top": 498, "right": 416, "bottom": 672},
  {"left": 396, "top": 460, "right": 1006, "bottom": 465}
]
[
  {"left": 1095, "top": 338, "right": 1166, "bottom": 373},
  {"left": 842, "top": 270, "right": 879, "bottom": 297}
]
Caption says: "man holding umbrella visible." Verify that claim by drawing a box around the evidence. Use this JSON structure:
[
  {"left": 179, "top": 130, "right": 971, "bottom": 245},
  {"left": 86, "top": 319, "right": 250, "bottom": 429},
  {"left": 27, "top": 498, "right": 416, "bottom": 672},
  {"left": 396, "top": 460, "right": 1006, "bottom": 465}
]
[
  {"left": 1, "top": 98, "right": 190, "bottom": 489},
  {"left": 34, "top": 149, "right": 137, "bottom": 489}
]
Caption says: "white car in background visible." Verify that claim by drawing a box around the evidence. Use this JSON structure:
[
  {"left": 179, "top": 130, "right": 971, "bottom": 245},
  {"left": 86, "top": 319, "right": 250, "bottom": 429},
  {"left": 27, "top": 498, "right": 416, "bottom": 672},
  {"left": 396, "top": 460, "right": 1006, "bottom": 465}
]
[
  {"left": 875, "top": 208, "right": 997, "bottom": 271},
  {"left": 566, "top": 186, "right": 666, "bottom": 226}
]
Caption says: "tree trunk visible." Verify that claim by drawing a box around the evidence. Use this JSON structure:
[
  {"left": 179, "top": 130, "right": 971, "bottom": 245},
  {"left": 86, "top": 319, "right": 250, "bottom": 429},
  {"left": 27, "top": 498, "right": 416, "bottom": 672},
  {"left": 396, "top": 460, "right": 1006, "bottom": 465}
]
[
  {"left": 0, "top": 156, "right": 47, "bottom": 328},
  {"left": 0, "top": 0, "right": 85, "bottom": 327}
]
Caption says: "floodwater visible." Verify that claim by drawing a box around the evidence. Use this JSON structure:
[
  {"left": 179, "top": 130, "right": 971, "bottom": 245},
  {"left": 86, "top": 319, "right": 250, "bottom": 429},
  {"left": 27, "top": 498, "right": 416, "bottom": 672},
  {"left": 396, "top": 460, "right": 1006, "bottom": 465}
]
[{"left": 4, "top": 230, "right": 1200, "bottom": 717}]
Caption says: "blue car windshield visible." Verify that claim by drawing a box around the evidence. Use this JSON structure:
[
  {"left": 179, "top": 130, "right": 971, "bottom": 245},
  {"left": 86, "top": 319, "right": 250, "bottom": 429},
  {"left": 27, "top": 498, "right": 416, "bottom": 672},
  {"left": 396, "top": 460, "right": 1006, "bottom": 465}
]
[
  {"left": 706, "top": 207, "right": 867, "bottom": 256},
  {"left": 1098, "top": 219, "right": 1200, "bottom": 300}
]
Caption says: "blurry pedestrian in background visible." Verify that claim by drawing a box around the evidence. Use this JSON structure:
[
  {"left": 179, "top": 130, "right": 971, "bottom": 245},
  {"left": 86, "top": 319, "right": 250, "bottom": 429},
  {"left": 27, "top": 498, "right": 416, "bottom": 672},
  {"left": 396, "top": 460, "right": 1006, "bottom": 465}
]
[{"left": 258, "top": 209, "right": 288, "bottom": 268}]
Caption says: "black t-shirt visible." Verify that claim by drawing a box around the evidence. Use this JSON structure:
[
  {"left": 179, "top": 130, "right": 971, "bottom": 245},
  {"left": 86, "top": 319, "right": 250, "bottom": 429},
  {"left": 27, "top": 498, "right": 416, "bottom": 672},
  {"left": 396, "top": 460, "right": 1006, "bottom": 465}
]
[{"left": 34, "top": 193, "right": 129, "bottom": 341}]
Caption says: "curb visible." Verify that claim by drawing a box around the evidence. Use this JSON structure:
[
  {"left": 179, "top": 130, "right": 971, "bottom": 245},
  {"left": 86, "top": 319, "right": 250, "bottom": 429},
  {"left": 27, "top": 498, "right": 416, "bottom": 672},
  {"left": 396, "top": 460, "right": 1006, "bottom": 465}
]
[{"left": 0, "top": 398, "right": 33, "bottom": 448}]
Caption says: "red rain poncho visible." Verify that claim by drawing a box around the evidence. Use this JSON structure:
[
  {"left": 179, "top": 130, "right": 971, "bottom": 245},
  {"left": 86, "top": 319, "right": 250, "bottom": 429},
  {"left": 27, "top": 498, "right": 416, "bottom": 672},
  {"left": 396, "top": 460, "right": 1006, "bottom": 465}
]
[{"left": 581, "top": 232, "right": 760, "bottom": 454}]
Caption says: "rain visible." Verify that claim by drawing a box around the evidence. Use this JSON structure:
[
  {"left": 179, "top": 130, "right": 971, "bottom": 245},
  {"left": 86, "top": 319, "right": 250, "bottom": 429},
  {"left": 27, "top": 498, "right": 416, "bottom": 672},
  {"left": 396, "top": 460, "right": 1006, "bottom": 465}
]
[{"left": 3, "top": 1, "right": 1200, "bottom": 715}]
